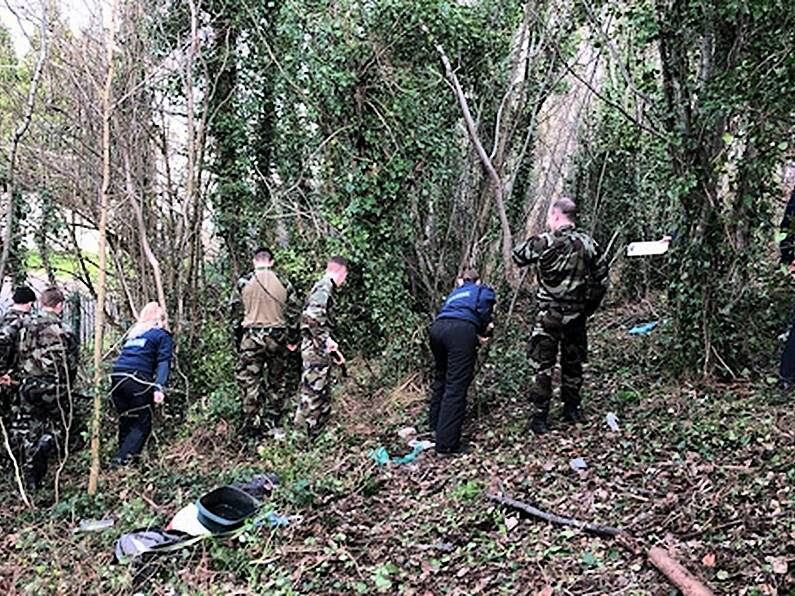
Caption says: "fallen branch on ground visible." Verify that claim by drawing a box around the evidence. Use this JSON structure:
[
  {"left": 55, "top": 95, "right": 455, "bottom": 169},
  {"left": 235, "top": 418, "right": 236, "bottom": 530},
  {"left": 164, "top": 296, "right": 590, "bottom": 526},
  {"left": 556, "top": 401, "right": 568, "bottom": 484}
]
[
  {"left": 488, "top": 493, "right": 623, "bottom": 538},
  {"left": 487, "top": 492, "right": 715, "bottom": 596},
  {"left": 647, "top": 546, "right": 715, "bottom": 596}
]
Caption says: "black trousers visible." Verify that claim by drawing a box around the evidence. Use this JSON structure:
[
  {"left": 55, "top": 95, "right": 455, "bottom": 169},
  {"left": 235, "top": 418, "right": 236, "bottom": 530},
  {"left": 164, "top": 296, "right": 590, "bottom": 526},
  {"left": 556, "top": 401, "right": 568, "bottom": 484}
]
[
  {"left": 110, "top": 374, "right": 154, "bottom": 463},
  {"left": 428, "top": 318, "right": 479, "bottom": 452},
  {"left": 780, "top": 306, "right": 795, "bottom": 382}
]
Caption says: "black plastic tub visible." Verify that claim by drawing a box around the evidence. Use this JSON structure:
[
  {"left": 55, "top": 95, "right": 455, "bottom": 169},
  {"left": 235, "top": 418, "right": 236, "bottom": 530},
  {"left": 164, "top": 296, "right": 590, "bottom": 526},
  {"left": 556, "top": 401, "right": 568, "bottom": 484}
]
[{"left": 196, "top": 486, "right": 259, "bottom": 533}]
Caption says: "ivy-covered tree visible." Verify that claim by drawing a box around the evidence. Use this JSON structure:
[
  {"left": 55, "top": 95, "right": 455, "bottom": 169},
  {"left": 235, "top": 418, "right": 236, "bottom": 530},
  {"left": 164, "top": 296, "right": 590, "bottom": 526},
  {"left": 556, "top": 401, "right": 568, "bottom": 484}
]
[
  {"left": 573, "top": 0, "right": 795, "bottom": 375},
  {"left": 655, "top": 0, "right": 795, "bottom": 373}
]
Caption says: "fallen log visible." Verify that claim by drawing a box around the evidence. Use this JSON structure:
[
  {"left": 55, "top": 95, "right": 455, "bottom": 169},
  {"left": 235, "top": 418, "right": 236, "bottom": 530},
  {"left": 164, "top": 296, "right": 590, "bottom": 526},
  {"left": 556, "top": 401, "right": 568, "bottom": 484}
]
[
  {"left": 487, "top": 493, "right": 715, "bottom": 596},
  {"left": 648, "top": 547, "right": 715, "bottom": 596}
]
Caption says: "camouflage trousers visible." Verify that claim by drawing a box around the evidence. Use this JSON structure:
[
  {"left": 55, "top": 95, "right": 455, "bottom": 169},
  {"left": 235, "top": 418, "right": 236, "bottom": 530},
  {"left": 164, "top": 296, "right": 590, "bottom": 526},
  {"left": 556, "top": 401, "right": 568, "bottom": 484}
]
[
  {"left": 528, "top": 308, "right": 588, "bottom": 417},
  {"left": 0, "top": 388, "right": 14, "bottom": 470},
  {"left": 293, "top": 333, "right": 332, "bottom": 434},
  {"left": 9, "top": 377, "right": 70, "bottom": 487},
  {"left": 236, "top": 328, "right": 298, "bottom": 429}
]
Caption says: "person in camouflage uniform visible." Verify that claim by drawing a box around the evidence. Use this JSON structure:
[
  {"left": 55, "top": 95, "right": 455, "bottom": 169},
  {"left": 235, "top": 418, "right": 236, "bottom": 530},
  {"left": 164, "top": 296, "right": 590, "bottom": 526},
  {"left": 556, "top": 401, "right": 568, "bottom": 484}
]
[
  {"left": 513, "top": 198, "right": 608, "bottom": 435},
  {"left": 0, "top": 287, "right": 36, "bottom": 423},
  {"left": 10, "top": 287, "right": 79, "bottom": 491},
  {"left": 233, "top": 248, "right": 302, "bottom": 434},
  {"left": 293, "top": 256, "right": 349, "bottom": 435}
]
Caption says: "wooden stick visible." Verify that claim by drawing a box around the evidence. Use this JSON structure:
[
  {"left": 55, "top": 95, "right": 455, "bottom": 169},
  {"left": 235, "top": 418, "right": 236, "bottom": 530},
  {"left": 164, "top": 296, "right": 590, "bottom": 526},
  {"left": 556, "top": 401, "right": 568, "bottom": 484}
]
[
  {"left": 505, "top": 268, "right": 530, "bottom": 326},
  {"left": 648, "top": 547, "right": 715, "bottom": 596},
  {"left": 489, "top": 493, "right": 715, "bottom": 595},
  {"left": 488, "top": 493, "right": 625, "bottom": 538},
  {"left": 87, "top": 0, "right": 118, "bottom": 496}
]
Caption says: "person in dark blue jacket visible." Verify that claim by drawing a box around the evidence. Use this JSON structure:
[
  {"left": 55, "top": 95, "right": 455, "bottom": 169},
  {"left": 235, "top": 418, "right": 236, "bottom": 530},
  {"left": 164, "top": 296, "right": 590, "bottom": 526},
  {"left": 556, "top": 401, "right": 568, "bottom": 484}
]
[
  {"left": 429, "top": 268, "right": 496, "bottom": 456},
  {"left": 110, "top": 302, "right": 173, "bottom": 465}
]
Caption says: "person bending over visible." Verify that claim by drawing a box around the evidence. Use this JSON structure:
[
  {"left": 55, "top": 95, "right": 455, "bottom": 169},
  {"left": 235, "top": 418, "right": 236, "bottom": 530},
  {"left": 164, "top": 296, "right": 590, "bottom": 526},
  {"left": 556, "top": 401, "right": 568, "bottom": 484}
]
[
  {"left": 110, "top": 302, "right": 173, "bottom": 465},
  {"left": 429, "top": 268, "right": 495, "bottom": 457}
]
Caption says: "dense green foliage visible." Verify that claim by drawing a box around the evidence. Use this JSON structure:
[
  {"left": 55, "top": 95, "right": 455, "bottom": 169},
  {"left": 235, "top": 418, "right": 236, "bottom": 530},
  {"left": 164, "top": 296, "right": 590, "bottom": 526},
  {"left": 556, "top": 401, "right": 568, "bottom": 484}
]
[
  {"left": 194, "top": 0, "right": 795, "bottom": 378},
  {"left": 2, "top": 2, "right": 795, "bottom": 594},
  {"left": 572, "top": 0, "right": 795, "bottom": 375},
  {"left": 202, "top": 0, "right": 532, "bottom": 372},
  {"left": 1, "top": 0, "right": 793, "bottom": 379}
]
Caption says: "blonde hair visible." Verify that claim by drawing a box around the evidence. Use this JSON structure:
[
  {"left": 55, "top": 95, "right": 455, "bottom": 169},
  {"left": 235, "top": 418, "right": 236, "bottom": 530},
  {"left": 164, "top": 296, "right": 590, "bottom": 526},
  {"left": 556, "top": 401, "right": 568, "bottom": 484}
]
[
  {"left": 127, "top": 302, "right": 166, "bottom": 338},
  {"left": 461, "top": 268, "right": 480, "bottom": 283}
]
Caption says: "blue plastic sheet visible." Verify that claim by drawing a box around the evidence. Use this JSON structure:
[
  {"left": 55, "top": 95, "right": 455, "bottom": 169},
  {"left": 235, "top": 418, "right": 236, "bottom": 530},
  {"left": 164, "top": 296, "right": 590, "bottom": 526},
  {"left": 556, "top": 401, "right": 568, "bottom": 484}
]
[
  {"left": 628, "top": 321, "right": 658, "bottom": 335},
  {"left": 371, "top": 443, "right": 426, "bottom": 465},
  {"left": 256, "top": 511, "right": 290, "bottom": 528},
  {"left": 372, "top": 447, "right": 390, "bottom": 465}
]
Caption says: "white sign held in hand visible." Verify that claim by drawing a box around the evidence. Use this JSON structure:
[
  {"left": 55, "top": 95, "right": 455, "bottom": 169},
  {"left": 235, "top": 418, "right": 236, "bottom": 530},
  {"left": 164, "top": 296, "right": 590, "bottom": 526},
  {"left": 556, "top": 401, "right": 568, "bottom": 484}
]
[{"left": 626, "top": 239, "right": 671, "bottom": 257}]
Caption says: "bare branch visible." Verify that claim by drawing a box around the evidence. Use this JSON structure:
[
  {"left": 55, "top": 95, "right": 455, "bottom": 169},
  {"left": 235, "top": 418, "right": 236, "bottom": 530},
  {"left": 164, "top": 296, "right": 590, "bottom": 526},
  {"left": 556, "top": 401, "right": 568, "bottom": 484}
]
[
  {"left": 428, "top": 28, "right": 516, "bottom": 280},
  {"left": 0, "top": 0, "right": 48, "bottom": 281}
]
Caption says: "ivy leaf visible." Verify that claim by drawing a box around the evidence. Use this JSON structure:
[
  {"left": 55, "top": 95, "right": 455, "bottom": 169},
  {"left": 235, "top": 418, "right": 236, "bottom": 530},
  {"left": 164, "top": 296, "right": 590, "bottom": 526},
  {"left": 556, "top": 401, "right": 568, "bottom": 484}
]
[
  {"left": 373, "top": 575, "right": 392, "bottom": 591},
  {"left": 581, "top": 552, "right": 599, "bottom": 567}
]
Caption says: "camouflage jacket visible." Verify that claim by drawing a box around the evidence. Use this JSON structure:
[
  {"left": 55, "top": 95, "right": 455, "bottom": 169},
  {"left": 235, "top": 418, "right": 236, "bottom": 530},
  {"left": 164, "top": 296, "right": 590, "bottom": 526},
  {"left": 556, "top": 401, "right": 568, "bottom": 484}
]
[
  {"left": 301, "top": 274, "right": 337, "bottom": 345},
  {"left": 513, "top": 224, "right": 608, "bottom": 314},
  {"left": 17, "top": 310, "right": 79, "bottom": 384},
  {"left": 0, "top": 308, "right": 30, "bottom": 372}
]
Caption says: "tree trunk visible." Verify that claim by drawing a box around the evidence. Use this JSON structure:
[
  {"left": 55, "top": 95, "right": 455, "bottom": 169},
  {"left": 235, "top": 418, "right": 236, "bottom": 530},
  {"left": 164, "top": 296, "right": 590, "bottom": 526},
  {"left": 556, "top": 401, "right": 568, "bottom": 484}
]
[
  {"left": 87, "top": 0, "right": 118, "bottom": 496},
  {"left": 123, "top": 152, "right": 168, "bottom": 324}
]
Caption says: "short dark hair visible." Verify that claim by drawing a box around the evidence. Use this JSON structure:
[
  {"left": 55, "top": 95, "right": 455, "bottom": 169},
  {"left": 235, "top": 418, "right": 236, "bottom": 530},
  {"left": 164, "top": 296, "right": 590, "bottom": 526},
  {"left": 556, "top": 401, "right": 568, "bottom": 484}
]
[
  {"left": 461, "top": 268, "right": 480, "bottom": 282},
  {"left": 12, "top": 286, "right": 36, "bottom": 305},
  {"left": 552, "top": 197, "right": 577, "bottom": 219},
  {"left": 328, "top": 256, "right": 348, "bottom": 269},
  {"left": 41, "top": 287, "right": 65, "bottom": 308},
  {"left": 253, "top": 247, "right": 273, "bottom": 262}
]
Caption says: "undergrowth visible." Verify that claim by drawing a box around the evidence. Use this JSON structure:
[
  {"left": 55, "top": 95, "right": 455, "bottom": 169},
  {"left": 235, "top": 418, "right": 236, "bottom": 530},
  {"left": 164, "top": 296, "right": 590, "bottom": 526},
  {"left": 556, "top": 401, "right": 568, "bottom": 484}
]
[{"left": 0, "top": 303, "right": 793, "bottom": 595}]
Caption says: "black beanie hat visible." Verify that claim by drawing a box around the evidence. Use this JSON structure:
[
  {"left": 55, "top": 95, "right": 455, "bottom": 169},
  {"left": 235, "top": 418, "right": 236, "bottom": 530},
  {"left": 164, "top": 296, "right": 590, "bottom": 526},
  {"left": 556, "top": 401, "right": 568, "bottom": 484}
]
[{"left": 12, "top": 286, "right": 36, "bottom": 305}]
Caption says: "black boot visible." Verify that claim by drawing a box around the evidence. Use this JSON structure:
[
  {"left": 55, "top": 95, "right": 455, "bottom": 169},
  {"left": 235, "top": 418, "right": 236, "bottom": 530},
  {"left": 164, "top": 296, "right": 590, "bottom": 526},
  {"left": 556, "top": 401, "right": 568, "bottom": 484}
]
[
  {"left": 562, "top": 405, "right": 584, "bottom": 424},
  {"left": 528, "top": 416, "right": 550, "bottom": 436},
  {"left": 25, "top": 473, "right": 40, "bottom": 494},
  {"left": 242, "top": 415, "right": 264, "bottom": 439},
  {"left": 26, "top": 436, "right": 54, "bottom": 491},
  {"left": 435, "top": 440, "right": 471, "bottom": 458}
]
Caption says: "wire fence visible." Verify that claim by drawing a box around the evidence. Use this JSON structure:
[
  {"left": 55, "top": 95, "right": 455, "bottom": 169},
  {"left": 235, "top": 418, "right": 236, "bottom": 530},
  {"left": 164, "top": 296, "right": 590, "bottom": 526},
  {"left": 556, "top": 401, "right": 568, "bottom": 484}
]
[
  {"left": 63, "top": 293, "right": 120, "bottom": 346},
  {"left": 0, "top": 292, "right": 118, "bottom": 347}
]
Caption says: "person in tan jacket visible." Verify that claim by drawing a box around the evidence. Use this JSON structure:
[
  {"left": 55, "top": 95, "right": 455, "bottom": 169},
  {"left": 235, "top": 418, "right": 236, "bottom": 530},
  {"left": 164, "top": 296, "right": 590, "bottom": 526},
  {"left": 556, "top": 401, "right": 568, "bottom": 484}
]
[{"left": 232, "top": 248, "right": 301, "bottom": 436}]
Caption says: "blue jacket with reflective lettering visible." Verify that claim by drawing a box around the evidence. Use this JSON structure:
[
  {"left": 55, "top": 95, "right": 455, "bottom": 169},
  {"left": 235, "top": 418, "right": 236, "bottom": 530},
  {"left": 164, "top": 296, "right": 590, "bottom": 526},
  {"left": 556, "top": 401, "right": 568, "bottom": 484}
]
[
  {"left": 435, "top": 281, "right": 496, "bottom": 334},
  {"left": 112, "top": 327, "right": 173, "bottom": 389}
]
